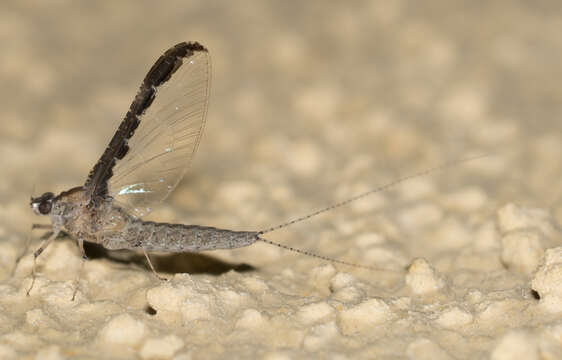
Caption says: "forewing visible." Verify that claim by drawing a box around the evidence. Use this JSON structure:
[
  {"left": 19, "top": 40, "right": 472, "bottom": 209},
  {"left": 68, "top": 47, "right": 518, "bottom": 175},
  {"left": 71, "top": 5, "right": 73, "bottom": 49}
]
[{"left": 107, "top": 43, "right": 210, "bottom": 217}]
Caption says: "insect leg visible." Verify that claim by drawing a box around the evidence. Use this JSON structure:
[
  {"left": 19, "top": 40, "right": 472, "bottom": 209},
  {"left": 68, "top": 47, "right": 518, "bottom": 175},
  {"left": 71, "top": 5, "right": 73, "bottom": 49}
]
[
  {"left": 142, "top": 248, "right": 167, "bottom": 281},
  {"left": 26, "top": 230, "right": 60, "bottom": 296},
  {"left": 71, "top": 238, "right": 89, "bottom": 301},
  {"left": 15, "top": 224, "right": 53, "bottom": 276},
  {"left": 20, "top": 224, "right": 52, "bottom": 259}
]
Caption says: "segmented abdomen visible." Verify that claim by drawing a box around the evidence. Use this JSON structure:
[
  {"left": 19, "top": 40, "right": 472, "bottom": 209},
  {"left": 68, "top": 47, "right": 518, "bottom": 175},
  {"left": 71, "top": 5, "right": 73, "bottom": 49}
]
[{"left": 123, "top": 220, "right": 259, "bottom": 252}]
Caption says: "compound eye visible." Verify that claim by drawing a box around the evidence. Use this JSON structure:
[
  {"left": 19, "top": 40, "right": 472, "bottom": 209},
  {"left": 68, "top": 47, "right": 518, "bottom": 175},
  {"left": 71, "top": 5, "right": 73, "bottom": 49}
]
[{"left": 38, "top": 200, "right": 52, "bottom": 215}]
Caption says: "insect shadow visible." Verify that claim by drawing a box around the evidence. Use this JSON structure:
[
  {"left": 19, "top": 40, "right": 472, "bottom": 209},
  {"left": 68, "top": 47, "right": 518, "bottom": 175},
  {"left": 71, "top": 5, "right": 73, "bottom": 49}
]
[{"left": 83, "top": 241, "right": 256, "bottom": 275}]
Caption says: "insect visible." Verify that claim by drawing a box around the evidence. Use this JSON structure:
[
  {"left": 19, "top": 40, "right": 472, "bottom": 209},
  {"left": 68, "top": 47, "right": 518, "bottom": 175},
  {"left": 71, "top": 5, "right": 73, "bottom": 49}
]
[{"left": 28, "top": 42, "right": 486, "bottom": 300}]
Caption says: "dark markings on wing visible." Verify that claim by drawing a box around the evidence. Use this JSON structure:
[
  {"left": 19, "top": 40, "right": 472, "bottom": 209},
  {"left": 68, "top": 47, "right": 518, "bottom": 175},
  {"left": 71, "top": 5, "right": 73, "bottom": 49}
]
[{"left": 84, "top": 42, "right": 208, "bottom": 205}]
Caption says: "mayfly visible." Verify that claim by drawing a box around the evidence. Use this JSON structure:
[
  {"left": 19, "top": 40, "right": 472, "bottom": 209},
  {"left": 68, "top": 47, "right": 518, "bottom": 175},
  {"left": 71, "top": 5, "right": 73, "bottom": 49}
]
[{"left": 28, "top": 42, "right": 486, "bottom": 299}]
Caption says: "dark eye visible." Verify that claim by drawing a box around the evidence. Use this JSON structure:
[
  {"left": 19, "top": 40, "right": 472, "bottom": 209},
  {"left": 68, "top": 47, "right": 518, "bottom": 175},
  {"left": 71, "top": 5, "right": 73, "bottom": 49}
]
[{"left": 38, "top": 200, "right": 52, "bottom": 215}]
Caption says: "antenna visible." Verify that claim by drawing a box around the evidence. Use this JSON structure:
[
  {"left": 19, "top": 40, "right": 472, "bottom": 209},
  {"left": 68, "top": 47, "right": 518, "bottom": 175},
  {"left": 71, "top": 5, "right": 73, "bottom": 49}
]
[
  {"left": 256, "top": 236, "right": 403, "bottom": 272},
  {"left": 258, "top": 153, "right": 491, "bottom": 236},
  {"left": 254, "top": 153, "right": 492, "bottom": 270}
]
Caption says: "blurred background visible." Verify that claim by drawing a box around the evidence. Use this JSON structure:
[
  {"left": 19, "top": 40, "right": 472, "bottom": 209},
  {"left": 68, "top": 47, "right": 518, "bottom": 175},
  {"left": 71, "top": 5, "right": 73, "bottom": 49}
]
[
  {"left": 0, "top": 0, "right": 561, "bottom": 239},
  {"left": 2, "top": 3, "right": 561, "bottom": 357}
]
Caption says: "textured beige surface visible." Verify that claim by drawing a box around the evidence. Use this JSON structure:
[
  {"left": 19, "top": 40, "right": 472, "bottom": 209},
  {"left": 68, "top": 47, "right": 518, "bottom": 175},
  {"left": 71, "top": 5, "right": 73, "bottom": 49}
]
[{"left": 1, "top": 1, "right": 562, "bottom": 359}]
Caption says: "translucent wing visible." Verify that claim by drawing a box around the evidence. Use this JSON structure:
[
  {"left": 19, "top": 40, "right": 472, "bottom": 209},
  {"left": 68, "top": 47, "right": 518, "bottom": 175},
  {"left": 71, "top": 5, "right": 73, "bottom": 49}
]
[{"left": 107, "top": 43, "right": 210, "bottom": 217}]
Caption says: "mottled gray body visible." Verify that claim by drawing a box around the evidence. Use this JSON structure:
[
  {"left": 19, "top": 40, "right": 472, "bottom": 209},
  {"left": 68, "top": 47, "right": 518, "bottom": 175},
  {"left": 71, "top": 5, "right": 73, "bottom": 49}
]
[
  {"left": 50, "top": 186, "right": 258, "bottom": 253},
  {"left": 120, "top": 222, "right": 258, "bottom": 252}
]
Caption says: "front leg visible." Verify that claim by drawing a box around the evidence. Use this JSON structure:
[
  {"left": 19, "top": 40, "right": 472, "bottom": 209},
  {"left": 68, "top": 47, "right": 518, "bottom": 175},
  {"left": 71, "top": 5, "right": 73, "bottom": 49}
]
[
  {"left": 26, "top": 229, "right": 60, "bottom": 296},
  {"left": 14, "top": 224, "right": 53, "bottom": 275}
]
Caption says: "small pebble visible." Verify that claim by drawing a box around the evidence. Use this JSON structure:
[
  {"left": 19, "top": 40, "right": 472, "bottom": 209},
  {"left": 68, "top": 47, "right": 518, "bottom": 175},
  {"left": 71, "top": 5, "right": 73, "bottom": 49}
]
[
  {"left": 406, "top": 338, "right": 452, "bottom": 360},
  {"left": 500, "top": 230, "right": 543, "bottom": 275},
  {"left": 98, "top": 314, "right": 146, "bottom": 346},
  {"left": 140, "top": 335, "right": 184, "bottom": 360},
  {"left": 337, "top": 298, "right": 394, "bottom": 335},
  {"left": 490, "top": 331, "right": 538, "bottom": 360},
  {"left": 435, "top": 307, "right": 473, "bottom": 328},
  {"left": 235, "top": 309, "right": 266, "bottom": 330},
  {"left": 296, "top": 302, "right": 334, "bottom": 325},
  {"left": 302, "top": 322, "right": 338, "bottom": 352},
  {"left": 406, "top": 258, "right": 445, "bottom": 295}
]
